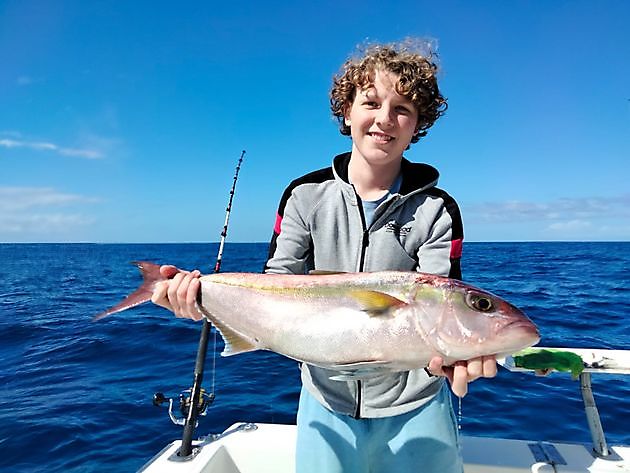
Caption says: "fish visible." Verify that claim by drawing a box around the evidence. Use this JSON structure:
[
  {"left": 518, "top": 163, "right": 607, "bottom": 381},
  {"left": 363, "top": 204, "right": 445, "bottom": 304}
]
[{"left": 95, "top": 262, "right": 540, "bottom": 377}]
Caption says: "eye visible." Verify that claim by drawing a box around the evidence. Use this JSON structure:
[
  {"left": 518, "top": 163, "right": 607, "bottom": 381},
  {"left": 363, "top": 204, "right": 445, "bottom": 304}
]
[{"left": 466, "top": 293, "right": 494, "bottom": 312}]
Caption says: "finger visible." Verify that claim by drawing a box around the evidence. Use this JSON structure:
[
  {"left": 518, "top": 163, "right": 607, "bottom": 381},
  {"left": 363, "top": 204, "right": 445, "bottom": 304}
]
[
  {"left": 428, "top": 356, "right": 445, "bottom": 376},
  {"left": 186, "top": 277, "right": 203, "bottom": 321},
  {"left": 451, "top": 362, "right": 469, "bottom": 398},
  {"left": 441, "top": 366, "right": 454, "bottom": 385},
  {"left": 176, "top": 272, "right": 199, "bottom": 317},
  {"left": 151, "top": 281, "right": 172, "bottom": 310},
  {"left": 178, "top": 271, "right": 202, "bottom": 318},
  {"left": 160, "top": 265, "right": 180, "bottom": 279},
  {"left": 168, "top": 272, "right": 186, "bottom": 316},
  {"left": 482, "top": 355, "right": 498, "bottom": 378},
  {"left": 466, "top": 357, "right": 483, "bottom": 381}
]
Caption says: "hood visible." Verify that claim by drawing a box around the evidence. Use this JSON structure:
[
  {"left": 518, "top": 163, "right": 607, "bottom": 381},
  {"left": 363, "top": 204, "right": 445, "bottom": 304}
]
[{"left": 332, "top": 152, "right": 440, "bottom": 201}]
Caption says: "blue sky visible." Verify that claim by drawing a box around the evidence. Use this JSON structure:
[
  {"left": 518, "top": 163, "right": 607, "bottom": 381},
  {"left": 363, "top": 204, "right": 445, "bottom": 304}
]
[{"left": 2, "top": 1, "right": 629, "bottom": 243}]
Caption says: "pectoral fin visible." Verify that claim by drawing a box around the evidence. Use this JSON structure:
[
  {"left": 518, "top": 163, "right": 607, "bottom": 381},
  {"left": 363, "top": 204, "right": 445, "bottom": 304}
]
[{"left": 349, "top": 290, "right": 407, "bottom": 316}]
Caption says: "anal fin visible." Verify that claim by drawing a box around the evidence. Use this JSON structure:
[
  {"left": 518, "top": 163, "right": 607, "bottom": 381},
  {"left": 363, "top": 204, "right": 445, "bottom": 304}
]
[{"left": 197, "top": 306, "right": 259, "bottom": 356}]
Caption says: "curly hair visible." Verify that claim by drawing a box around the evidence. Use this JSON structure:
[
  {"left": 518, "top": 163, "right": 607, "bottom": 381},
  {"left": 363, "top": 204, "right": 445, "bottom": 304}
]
[{"left": 330, "top": 39, "right": 447, "bottom": 144}]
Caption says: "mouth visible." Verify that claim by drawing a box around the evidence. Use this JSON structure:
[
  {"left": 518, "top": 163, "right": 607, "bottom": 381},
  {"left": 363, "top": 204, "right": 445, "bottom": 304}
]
[
  {"left": 368, "top": 132, "right": 394, "bottom": 144},
  {"left": 501, "top": 320, "right": 540, "bottom": 337}
]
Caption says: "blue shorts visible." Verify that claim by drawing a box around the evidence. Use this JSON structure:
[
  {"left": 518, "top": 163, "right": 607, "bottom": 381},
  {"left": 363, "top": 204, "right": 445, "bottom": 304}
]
[{"left": 295, "top": 382, "right": 463, "bottom": 473}]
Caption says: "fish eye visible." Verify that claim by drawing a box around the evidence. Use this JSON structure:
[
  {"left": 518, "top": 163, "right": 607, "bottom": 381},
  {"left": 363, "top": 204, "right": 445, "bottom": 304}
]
[{"left": 466, "top": 293, "right": 494, "bottom": 312}]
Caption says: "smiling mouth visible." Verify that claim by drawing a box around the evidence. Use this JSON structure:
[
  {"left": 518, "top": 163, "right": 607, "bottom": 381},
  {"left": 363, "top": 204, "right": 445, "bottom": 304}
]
[{"left": 368, "top": 132, "right": 394, "bottom": 143}]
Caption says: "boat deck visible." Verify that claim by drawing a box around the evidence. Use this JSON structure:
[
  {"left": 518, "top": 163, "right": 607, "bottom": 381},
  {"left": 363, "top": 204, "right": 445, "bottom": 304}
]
[{"left": 140, "top": 422, "right": 630, "bottom": 473}]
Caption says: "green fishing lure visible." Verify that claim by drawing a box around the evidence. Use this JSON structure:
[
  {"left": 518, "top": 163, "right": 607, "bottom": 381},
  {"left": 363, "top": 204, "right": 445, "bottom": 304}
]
[{"left": 513, "top": 348, "right": 585, "bottom": 379}]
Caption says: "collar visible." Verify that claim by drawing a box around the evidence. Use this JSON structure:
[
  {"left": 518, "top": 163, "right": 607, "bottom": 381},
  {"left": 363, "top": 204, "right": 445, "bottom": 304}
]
[{"left": 332, "top": 152, "right": 439, "bottom": 198}]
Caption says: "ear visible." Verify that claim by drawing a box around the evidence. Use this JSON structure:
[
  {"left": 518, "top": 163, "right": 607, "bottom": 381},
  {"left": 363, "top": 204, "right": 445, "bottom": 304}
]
[{"left": 344, "top": 104, "right": 352, "bottom": 127}]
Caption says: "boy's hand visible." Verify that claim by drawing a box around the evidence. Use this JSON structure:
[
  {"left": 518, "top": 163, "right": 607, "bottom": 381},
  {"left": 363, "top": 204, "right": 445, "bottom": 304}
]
[
  {"left": 150, "top": 265, "right": 204, "bottom": 321},
  {"left": 427, "top": 355, "right": 497, "bottom": 398}
]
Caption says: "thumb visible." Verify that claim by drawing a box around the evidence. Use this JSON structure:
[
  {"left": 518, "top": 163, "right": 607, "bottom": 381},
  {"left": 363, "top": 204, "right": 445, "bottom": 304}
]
[{"left": 160, "top": 265, "right": 180, "bottom": 279}]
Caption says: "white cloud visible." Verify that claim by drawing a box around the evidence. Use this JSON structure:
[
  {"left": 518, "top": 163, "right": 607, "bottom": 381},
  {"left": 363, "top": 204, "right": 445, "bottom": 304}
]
[
  {"left": 463, "top": 195, "right": 630, "bottom": 241},
  {"left": 546, "top": 219, "right": 592, "bottom": 232},
  {"left": 0, "top": 187, "right": 100, "bottom": 238},
  {"left": 74, "top": 132, "right": 121, "bottom": 157},
  {"left": 0, "top": 130, "right": 22, "bottom": 138},
  {"left": 17, "top": 76, "right": 36, "bottom": 86},
  {"left": 0, "top": 138, "right": 103, "bottom": 159},
  {"left": 0, "top": 213, "right": 95, "bottom": 234},
  {"left": 0, "top": 187, "right": 100, "bottom": 211},
  {"left": 466, "top": 195, "right": 630, "bottom": 223}
]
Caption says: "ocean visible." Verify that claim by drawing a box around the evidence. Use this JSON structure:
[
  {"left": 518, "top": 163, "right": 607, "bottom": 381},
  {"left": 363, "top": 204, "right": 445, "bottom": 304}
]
[{"left": 1, "top": 242, "right": 629, "bottom": 472}]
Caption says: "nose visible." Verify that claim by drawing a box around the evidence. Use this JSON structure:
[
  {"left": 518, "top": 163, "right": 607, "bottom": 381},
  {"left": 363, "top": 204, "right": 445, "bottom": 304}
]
[{"left": 375, "top": 105, "right": 394, "bottom": 128}]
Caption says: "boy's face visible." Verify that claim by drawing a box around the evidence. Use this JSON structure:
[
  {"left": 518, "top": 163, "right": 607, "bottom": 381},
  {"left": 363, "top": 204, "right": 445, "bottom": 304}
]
[{"left": 344, "top": 69, "right": 418, "bottom": 168}]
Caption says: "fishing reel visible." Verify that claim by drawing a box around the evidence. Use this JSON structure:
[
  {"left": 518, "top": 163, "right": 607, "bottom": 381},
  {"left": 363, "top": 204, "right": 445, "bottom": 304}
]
[{"left": 153, "top": 388, "right": 215, "bottom": 426}]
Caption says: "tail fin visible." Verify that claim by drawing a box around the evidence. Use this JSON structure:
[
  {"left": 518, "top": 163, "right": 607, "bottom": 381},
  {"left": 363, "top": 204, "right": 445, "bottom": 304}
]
[{"left": 93, "top": 261, "right": 165, "bottom": 321}]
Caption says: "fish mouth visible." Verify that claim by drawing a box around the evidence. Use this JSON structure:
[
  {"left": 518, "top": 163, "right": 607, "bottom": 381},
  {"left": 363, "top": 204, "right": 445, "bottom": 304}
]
[
  {"left": 500, "top": 320, "right": 540, "bottom": 337},
  {"left": 495, "top": 320, "right": 541, "bottom": 354}
]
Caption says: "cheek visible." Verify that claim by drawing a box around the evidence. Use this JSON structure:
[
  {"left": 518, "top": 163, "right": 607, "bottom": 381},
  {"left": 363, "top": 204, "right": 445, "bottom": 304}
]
[
  {"left": 349, "top": 114, "right": 372, "bottom": 132},
  {"left": 398, "top": 116, "right": 417, "bottom": 132}
]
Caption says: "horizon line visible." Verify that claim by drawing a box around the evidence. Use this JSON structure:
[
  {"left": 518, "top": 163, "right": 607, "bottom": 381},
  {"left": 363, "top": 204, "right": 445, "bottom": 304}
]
[{"left": 1, "top": 240, "right": 629, "bottom": 245}]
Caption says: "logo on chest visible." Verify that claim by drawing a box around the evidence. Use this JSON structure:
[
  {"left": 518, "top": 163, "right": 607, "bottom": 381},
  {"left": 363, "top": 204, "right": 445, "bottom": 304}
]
[{"left": 384, "top": 220, "right": 412, "bottom": 237}]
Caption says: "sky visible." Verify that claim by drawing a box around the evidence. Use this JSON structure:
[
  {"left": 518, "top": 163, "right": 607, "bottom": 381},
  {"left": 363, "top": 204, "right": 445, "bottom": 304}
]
[{"left": 1, "top": 0, "right": 629, "bottom": 243}]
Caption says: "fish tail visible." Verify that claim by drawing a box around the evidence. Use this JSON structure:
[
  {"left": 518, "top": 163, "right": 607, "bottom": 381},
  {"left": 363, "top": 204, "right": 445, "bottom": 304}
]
[{"left": 93, "top": 261, "right": 165, "bottom": 321}]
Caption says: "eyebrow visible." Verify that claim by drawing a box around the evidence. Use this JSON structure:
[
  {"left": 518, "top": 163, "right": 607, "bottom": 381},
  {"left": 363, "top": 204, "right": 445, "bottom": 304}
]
[
  {"left": 360, "top": 87, "right": 378, "bottom": 99},
  {"left": 359, "top": 87, "right": 414, "bottom": 108}
]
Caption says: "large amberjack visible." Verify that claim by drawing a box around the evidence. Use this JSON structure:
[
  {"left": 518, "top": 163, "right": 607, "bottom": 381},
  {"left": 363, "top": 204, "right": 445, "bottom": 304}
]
[{"left": 95, "top": 262, "right": 540, "bottom": 376}]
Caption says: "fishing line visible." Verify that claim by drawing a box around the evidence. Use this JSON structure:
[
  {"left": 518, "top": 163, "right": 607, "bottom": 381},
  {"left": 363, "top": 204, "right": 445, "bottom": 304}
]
[
  {"left": 179, "top": 150, "right": 246, "bottom": 458},
  {"left": 208, "top": 150, "right": 245, "bottom": 398}
]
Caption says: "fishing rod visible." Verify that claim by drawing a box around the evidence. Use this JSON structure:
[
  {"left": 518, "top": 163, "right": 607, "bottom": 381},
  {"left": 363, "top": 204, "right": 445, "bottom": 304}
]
[{"left": 179, "top": 150, "right": 246, "bottom": 458}]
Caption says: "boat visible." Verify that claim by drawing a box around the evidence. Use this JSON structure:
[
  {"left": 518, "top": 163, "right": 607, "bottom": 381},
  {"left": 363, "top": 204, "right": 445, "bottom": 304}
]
[{"left": 138, "top": 347, "right": 630, "bottom": 472}]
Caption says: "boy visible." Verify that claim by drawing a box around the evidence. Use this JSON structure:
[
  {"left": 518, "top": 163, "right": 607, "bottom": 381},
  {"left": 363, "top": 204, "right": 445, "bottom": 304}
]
[{"left": 153, "top": 40, "right": 496, "bottom": 472}]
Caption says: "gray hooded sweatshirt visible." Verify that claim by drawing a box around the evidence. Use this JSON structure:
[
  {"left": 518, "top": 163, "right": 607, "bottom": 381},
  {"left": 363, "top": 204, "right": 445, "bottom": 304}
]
[{"left": 264, "top": 152, "right": 464, "bottom": 418}]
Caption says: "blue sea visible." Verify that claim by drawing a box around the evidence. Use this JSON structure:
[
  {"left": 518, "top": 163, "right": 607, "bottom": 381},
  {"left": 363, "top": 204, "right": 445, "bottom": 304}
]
[{"left": 1, "top": 242, "right": 629, "bottom": 472}]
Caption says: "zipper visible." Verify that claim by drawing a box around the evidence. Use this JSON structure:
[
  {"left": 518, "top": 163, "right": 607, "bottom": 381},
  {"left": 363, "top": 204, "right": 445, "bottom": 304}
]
[
  {"left": 349, "top": 184, "right": 400, "bottom": 418},
  {"left": 357, "top": 229, "right": 369, "bottom": 273},
  {"left": 355, "top": 193, "right": 370, "bottom": 273},
  {"left": 353, "top": 200, "right": 370, "bottom": 419},
  {"left": 354, "top": 382, "right": 363, "bottom": 419}
]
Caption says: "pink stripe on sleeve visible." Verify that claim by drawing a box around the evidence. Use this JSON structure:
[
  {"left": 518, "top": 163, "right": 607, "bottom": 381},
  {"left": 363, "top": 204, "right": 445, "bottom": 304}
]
[
  {"left": 450, "top": 238, "right": 463, "bottom": 259},
  {"left": 274, "top": 213, "right": 283, "bottom": 235}
]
